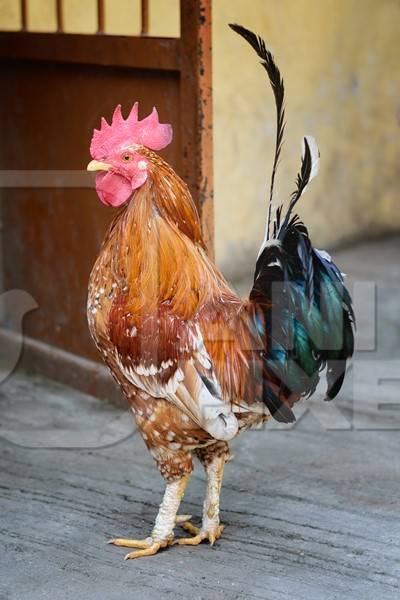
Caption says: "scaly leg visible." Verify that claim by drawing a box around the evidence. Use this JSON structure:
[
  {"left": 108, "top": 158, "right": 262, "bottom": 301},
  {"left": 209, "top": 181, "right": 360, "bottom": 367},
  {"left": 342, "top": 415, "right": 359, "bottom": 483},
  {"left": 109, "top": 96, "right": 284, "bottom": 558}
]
[
  {"left": 108, "top": 475, "right": 189, "bottom": 560},
  {"left": 177, "top": 454, "right": 225, "bottom": 546}
]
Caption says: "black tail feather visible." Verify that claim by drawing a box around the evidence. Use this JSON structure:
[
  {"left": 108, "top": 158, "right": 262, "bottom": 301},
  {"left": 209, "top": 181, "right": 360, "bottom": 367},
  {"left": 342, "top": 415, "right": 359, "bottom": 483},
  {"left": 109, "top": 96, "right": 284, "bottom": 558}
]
[
  {"left": 231, "top": 24, "right": 355, "bottom": 421},
  {"left": 229, "top": 23, "right": 285, "bottom": 242}
]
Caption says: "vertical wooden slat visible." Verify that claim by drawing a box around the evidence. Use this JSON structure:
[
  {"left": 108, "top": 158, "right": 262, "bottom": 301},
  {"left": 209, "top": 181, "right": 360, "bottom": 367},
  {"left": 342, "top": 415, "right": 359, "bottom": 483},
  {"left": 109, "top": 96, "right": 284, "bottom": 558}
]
[
  {"left": 97, "top": 0, "right": 105, "bottom": 34},
  {"left": 180, "top": 0, "right": 214, "bottom": 256},
  {"left": 20, "top": 0, "right": 28, "bottom": 31},
  {"left": 56, "top": 0, "right": 64, "bottom": 32},
  {"left": 141, "top": 0, "right": 149, "bottom": 35}
]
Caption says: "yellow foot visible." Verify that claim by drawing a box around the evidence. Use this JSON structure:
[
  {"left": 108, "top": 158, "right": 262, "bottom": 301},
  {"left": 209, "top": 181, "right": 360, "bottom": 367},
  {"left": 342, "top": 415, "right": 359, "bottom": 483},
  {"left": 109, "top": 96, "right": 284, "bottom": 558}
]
[
  {"left": 175, "top": 522, "right": 225, "bottom": 546},
  {"left": 107, "top": 537, "right": 170, "bottom": 560},
  {"left": 175, "top": 514, "right": 192, "bottom": 524},
  {"left": 123, "top": 542, "right": 162, "bottom": 560},
  {"left": 106, "top": 516, "right": 192, "bottom": 560}
]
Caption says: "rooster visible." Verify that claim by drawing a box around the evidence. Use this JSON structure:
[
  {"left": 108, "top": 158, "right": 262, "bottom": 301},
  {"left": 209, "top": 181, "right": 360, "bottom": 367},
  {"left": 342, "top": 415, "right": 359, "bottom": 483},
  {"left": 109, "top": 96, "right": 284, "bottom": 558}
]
[{"left": 86, "top": 24, "right": 354, "bottom": 560}]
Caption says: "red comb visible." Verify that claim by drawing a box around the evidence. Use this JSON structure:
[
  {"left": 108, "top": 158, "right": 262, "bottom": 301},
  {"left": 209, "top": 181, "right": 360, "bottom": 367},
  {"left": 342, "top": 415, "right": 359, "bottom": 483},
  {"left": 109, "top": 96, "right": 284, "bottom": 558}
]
[{"left": 90, "top": 103, "right": 173, "bottom": 159}]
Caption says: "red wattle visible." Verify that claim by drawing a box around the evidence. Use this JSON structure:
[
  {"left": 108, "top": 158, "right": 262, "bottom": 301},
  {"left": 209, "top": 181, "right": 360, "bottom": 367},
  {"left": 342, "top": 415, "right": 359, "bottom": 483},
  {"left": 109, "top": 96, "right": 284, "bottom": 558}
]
[{"left": 95, "top": 172, "right": 132, "bottom": 207}]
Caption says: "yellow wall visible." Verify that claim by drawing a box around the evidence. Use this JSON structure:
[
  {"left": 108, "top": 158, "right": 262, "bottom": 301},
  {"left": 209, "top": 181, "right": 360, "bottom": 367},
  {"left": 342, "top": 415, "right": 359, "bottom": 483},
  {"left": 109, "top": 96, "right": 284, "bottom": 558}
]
[
  {"left": 1, "top": 0, "right": 399, "bottom": 279},
  {"left": 214, "top": 0, "right": 400, "bottom": 278}
]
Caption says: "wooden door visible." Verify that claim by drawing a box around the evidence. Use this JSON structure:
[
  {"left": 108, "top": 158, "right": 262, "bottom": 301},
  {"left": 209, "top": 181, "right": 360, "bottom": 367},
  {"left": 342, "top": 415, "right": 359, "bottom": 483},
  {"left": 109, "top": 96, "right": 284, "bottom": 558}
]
[{"left": 0, "top": 0, "right": 213, "bottom": 402}]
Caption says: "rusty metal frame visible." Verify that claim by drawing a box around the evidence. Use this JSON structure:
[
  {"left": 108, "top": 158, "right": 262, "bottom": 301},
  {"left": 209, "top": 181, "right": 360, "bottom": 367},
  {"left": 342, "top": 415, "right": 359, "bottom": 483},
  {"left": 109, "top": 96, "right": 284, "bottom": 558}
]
[
  {"left": 97, "top": 0, "right": 105, "bottom": 34},
  {"left": 180, "top": 0, "right": 214, "bottom": 256},
  {"left": 141, "top": 0, "right": 149, "bottom": 36}
]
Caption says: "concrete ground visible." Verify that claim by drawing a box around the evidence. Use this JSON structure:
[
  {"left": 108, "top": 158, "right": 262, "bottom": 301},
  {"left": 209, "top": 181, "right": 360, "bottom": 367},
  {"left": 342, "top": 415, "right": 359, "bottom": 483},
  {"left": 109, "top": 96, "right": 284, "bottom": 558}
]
[{"left": 1, "top": 238, "right": 400, "bottom": 600}]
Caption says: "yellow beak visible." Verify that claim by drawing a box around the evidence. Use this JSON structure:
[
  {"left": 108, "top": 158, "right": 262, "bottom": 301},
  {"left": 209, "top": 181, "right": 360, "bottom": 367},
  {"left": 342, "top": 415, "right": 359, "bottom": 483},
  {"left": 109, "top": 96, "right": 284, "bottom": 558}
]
[{"left": 87, "top": 160, "right": 111, "bottom": 172}]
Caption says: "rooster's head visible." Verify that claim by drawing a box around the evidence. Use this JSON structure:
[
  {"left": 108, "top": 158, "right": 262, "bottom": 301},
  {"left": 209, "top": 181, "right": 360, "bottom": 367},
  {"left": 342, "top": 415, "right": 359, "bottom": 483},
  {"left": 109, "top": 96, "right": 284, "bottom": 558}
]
[{"left": 87, "top": 103, "right": 172, "bottom": 207}]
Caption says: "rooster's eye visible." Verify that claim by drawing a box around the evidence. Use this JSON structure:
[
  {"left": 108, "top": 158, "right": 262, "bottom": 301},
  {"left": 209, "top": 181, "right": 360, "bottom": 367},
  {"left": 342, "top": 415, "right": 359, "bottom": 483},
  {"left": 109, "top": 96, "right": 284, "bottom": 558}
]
[{"left": 122, "top": 154, "right": 132, "bottom": 162}]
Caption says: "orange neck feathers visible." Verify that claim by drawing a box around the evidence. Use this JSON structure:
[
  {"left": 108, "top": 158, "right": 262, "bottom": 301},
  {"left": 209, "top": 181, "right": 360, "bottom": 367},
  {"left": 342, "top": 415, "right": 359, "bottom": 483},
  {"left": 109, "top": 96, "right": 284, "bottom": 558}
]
[{"left": 108, "top": 151, "right": 235, "bottom": 319}]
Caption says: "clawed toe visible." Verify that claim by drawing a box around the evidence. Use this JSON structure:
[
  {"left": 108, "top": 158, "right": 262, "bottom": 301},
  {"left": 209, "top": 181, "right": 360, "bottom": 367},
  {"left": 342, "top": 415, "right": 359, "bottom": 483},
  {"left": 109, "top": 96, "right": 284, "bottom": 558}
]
[
  {"left": 107, "top": 537, "right": 153, "bottom": 549},
  {"left": 180, "top": 521, "right": 200, "bottom": 535},
  {"left": 208, "top": 524, "right": 224, "bottom": 545},
  {"left": 175, "top": 514, "right": 192, "bottom": 524},
  {"left": 175, "top": 524, "right": 225, "bottom": 546},
  {"left": 124, "top": 542, "right": 162, "bottom": 560},
  {"left": 107, "top": 536, "right": 172, "bottom": 559}
]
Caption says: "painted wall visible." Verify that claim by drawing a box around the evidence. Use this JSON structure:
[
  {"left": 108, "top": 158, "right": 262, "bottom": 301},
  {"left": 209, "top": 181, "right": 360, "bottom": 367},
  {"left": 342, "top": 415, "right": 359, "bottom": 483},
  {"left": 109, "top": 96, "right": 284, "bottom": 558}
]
[
  {"left": 214, "top": 0, "right": 400, "bottom": 279},
  {"left": 1, "top": 0, "right": 399, "bottom": 281}
]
